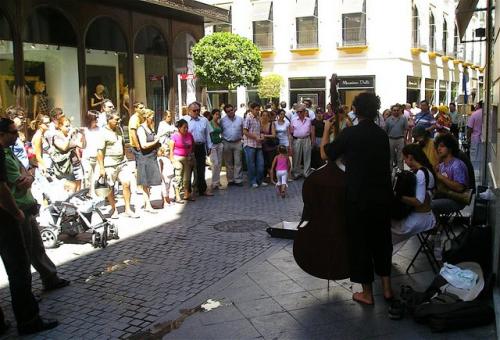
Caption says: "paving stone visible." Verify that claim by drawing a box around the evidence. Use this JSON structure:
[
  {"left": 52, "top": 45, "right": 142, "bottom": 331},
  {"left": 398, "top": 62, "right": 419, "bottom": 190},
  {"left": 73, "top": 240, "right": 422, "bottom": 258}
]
[
  {"left": 234, "top": 297, "right": 285, "bottom": 319},
  {"left": 250, "top": 312, "right": 304, "bottom": 337}
]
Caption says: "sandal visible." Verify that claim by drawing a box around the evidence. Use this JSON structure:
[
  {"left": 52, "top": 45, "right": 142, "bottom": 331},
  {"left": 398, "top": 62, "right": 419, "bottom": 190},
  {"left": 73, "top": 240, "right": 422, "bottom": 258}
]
[{"left": 388, "top": 299, "right": 405, "bottom": 320}]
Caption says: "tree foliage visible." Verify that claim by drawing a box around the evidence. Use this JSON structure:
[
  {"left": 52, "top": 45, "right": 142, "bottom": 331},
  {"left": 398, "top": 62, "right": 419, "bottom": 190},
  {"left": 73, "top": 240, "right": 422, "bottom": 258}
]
[
  {"left": 192, "top": 32, "right": 262, "bottom": 89},
  {"left": 258, "top": 74, "right": 283, "bottom": 101}
]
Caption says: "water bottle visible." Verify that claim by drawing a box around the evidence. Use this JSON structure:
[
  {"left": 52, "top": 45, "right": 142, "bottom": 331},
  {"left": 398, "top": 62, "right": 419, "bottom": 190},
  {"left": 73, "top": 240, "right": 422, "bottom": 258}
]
[{"left": 433, "top": 231, "right": 443, "bottom": 261}]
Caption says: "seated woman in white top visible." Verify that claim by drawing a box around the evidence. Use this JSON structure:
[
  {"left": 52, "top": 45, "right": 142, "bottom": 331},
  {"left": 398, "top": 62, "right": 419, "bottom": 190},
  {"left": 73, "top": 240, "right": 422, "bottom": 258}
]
[{"left": 392, "top": 143, "right": 436, "bottom": 253}]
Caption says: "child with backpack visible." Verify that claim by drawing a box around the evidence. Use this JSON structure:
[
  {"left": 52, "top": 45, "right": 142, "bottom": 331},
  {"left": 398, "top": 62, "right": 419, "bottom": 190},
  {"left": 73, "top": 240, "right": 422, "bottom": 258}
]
[{"left": 270, "top": 145, "right": 291, "bottom": 198}]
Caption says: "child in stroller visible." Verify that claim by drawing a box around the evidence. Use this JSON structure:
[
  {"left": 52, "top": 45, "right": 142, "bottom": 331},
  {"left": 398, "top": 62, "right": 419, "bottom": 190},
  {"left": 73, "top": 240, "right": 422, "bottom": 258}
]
[{"left": 34, "top": 172, "right": 119, "bottom": 248}]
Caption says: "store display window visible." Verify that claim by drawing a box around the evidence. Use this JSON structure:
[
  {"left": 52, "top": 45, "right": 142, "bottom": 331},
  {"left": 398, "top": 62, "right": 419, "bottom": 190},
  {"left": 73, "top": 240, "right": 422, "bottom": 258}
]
[
  {"left": 134, "top": 26, "right": 168, "bottom": 125},
  {"left": 424, "top": 78, "right": 436, "bottom": 104},
  {"left": 85, "top": 17, "right": 129, "bottom": 121},
  {"left": 439, "top": 80, "right": 448, "bottom": 105},
  {"left": 0, "top": 11, "right": 14, "bottom": 111},
  {"left": 406, "top": 76, "right": 421, "bottom": 105}
]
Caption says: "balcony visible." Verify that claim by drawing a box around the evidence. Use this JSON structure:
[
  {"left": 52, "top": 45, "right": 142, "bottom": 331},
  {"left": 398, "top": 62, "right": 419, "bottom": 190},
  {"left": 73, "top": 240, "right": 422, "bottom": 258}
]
[
  {"left": 253, "top": 32, "right": 274, "bottom": 57},
  {"left": 337, "top": 27, "right": 367, "bottom": 53},
  {"left": 410, "top": 41, "right": 427, "bottom": 55}
]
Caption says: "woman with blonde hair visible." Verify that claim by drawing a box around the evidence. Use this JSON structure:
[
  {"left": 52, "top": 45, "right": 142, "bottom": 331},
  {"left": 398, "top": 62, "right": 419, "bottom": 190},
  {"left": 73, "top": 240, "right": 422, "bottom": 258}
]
[
  {"left": 137, "top": 109, "right": 162, "bottom": 212},
  {"left": 30, "top": 114, "right": 52, "bottom": 174}
]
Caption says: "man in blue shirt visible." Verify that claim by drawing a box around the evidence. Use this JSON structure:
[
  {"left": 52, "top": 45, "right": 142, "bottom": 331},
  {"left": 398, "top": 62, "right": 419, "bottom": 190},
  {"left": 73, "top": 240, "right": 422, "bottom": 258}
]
[
  {"left": 414, "top": 100, "right": 436, "bottom": 137},
  {"left": 220, "top": 104, "right": 244, "bottom": 186}
]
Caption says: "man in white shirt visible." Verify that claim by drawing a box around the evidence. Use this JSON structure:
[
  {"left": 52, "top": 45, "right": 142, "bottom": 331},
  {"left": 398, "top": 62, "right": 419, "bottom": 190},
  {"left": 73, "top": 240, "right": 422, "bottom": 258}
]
[
  {"left": 185, "top": 102, "right": 213, "bottom": 196},
  {"left": 303, "top": 99, "right": 316, "bottom": 121},
  {"left": 221, "top": 104, "right": 244, "bottom": 186}
]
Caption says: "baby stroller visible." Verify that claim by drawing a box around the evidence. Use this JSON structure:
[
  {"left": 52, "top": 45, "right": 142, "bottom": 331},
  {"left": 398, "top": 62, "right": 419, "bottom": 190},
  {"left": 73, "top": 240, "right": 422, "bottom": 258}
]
[{"left": 35, "top": 173, "right": 119, "bottom": 249}]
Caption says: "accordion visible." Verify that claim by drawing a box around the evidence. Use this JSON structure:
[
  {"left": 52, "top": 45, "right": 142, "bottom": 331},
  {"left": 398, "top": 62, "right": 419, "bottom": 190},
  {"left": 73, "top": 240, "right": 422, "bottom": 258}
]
[{"left": 392, "top": 170, "right": 416, "bottom": 220}]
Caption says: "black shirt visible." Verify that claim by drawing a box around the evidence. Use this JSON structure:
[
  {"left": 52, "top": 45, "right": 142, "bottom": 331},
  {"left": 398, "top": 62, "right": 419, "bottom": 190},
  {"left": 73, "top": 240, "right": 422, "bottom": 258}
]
[
  {"left": 312, "top": 119, "right": 325, "bottom": 137},
  {"left": 326, "top": 119, "right": 393, "bottom": 209}
]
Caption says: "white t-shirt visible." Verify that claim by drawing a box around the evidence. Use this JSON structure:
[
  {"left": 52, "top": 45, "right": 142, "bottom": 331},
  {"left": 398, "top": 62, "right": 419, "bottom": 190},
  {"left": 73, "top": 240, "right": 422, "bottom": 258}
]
[
  {"left": 274, "top": 120, "right": 290, "bottom": 147},
  {"left": 82, "top": 127, "right": 102, "bottom": 159}
]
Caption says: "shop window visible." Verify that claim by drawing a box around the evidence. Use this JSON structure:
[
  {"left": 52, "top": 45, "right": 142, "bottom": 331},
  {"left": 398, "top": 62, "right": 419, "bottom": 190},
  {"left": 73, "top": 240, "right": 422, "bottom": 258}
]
[
  {"left": 85, "top": 17, "right": 129, "bottom": 121},
  {"left": 424, "top": 78, "right": 436, "bottom": 104},
  {"left": 252, "top": 2, "right": 273, "bottom": 50},
  {"left": 295, "top": 0, "right": 318, "bottom": 48},
  {"left": 0, "top": 11, "right": 15, "bottom": 111},
  {"left": 341, "top": 0, "right": 366, "bottom": 46},
  {"left": 23, "top": 7, "right": 79, "bottom": 123},
  {"left": 173, "top": 32, "right": 198, "bottom": 115},
  {"left": 406, "top": 76, "right": 421, "bottom": 105},
  {"left": 134, "top": 26, "right": 168, "bottom": 124},
  {"left": 412, "top": 4, "right": 420, "bottom": 48},
  {"left": 429, "top": 11, "right": 436, "bottom": 51},
  {"left": 213, "top": 24, "right": 231, "bottom": 33},
  {"left": 442, "top": 18, "right": 448, "bottom": 54},
  {"left": 289, "top": 77, "right": 325, "bottom": 109},
  {"left": 439, "top": 80, "right": 448, "bottom": 105}
]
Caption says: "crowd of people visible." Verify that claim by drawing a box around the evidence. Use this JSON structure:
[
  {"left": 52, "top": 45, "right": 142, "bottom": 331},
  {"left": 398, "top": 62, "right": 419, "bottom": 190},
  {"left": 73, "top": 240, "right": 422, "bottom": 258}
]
[{"left": 0, "top": 90, "right": 484, "bottom": 333}]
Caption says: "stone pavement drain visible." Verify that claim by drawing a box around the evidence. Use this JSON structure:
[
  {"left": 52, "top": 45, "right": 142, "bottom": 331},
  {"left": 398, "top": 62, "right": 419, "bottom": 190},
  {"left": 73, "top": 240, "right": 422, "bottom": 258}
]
[{"left": 213, "top": 219, "right": 269, "bottom": 233}]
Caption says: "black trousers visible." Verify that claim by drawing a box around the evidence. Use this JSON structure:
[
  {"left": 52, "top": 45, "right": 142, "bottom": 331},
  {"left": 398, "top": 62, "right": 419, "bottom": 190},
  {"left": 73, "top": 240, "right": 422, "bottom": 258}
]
[
  {"left": 194, "top": 143, "right": 208, "bottom": 194},
  {"left": 0, "top": 214, "right": 39, "bottom": 326},
  {"left": 346, "top": 203, "right": 393, "bottom": 284}
]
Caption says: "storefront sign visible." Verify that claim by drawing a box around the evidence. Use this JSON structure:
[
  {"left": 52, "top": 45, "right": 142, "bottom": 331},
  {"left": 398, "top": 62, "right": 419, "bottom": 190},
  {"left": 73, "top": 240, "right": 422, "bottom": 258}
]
[
  {"left": 179, "top": 73, "right": 196, "bottom": 80},
  {"left": 337, "top": 76, "right": 375, "bottom": 89},
  {"left": 407, "top": 76, "right": 420, "bottom": 89}
]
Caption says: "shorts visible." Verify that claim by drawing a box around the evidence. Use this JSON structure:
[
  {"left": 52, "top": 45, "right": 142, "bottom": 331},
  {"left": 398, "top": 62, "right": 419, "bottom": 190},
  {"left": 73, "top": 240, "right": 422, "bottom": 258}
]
[
  {"left": 105, "top": 162, "right": 134, "bottom": 187},
  {"left": 276, "top": 170, "right": 288, "bottom": 186}
]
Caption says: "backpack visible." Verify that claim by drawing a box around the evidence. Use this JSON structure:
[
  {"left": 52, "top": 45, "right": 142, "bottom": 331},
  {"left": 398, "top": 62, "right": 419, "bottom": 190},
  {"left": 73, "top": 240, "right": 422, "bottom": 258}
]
[{"left": 413, "top": 294, "right": 494, "bottom": 332}]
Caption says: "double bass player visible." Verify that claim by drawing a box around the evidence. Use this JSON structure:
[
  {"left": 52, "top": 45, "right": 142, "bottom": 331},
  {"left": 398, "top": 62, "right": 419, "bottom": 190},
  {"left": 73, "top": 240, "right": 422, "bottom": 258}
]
[{"left": 320, "top": 92, "right": 394, "bottom": 305}]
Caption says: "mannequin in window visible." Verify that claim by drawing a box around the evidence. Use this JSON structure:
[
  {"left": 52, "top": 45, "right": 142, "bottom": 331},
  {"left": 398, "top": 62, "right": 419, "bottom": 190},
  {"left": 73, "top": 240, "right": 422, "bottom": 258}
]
[
  {"left": 33, "top": 81, "right": 50, "bottom": 118},
  {"left": 121, "top": 84, "right": 130, "bottom": 121},
  {"left": 90, "top": 84, "right": 106, "bottom": 110}
]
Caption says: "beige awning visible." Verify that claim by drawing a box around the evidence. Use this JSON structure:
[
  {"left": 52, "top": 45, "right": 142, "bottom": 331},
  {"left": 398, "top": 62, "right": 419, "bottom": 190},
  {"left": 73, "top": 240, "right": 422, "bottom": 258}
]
[
  {"left": 342, "top": 0, "right": 365, "bottom": 14},
  {"left": 252, "top": 1, "right": 272, "bottom": 21},
  {"left": 455, "top": 0, "right": 479, "bottom": 40},
  {"left": 296, "top": 0, "right": 317, "bottom": 17}
]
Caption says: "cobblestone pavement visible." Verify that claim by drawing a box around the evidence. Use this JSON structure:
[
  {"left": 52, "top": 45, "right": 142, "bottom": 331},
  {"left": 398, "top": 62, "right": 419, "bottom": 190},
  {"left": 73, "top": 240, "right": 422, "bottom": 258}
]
[{"left": 0, "top": 177, "right": 304, "bottom": 339}]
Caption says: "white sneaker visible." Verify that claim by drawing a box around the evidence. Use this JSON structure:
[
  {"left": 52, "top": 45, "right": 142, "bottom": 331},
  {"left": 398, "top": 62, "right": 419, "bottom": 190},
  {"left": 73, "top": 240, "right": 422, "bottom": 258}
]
[
  {"left": 260, "top": 182, "right": 268, "bottom": 187},
  {"left": 252, "top": 183, "right": 259, "bottom": 188}
]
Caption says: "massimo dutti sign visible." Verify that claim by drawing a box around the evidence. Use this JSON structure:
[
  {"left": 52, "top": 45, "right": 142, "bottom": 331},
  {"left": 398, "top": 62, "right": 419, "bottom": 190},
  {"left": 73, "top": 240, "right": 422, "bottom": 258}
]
[{"left": 337, "top": 76, "right": 375, "bottom": 89}]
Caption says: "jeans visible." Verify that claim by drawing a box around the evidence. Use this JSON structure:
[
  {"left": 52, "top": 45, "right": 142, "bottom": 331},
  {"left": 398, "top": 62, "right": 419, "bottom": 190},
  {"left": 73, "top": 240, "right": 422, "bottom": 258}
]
[
  {"left": 193, "top": 143, "right": 208, "bottom": 194},
  {"left": 0, "top": 213, "right": 39, "bottom": 326},
  {"left": 244, "top": 146, "right": 264, "bottom": 186}
]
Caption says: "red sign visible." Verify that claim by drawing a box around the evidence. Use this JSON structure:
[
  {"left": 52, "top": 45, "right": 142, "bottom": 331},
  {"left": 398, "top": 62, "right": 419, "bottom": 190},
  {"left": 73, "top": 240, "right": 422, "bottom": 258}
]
[
  {"left": 179, "top": 73, "right": 196, "bottom": 80},
  {"left": 149, "top": 75, "right": 164, "bottom": 81}
]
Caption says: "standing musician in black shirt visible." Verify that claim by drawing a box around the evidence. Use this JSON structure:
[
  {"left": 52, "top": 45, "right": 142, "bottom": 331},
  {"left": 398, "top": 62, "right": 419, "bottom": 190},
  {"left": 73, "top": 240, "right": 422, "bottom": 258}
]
[
  {"left": 320, "top": 93, "right": 394, "bottom": 305},
  {"left": 0, "top": 118, "right": 58, "bottom": 335}
]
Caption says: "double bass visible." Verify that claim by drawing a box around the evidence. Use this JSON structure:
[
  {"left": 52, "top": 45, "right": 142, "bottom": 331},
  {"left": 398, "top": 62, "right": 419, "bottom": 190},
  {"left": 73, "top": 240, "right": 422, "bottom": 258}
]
[
  {"left": 292, "top": 74, "right": 350, "bottom": 280},
  {"left": 292, "top": 159, "right": 350, "bottom": 280}
]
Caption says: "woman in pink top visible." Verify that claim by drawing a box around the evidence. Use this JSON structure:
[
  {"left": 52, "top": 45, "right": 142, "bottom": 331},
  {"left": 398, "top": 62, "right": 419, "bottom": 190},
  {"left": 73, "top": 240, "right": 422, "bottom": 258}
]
[
  {"left": 169, "top": 119, "right": 195, "bottom": 203},
  {"left": 270, "top": 145, "right": 291, "bottom": 198}
]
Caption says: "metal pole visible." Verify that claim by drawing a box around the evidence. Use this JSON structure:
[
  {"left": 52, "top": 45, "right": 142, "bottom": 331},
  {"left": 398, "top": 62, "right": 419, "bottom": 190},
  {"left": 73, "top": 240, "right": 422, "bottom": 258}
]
[
  {"left": 177, "top": 74, "right": 182, "bottom": 121},
  {"left": 482, "top": 0, "right": 492, "bottom": 185}
]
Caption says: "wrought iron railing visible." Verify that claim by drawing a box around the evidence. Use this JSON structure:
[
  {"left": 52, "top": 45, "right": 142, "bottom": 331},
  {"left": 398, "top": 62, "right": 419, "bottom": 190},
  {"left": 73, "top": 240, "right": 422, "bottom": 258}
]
[
  {"left": 296, "top": 30, "right": 318, "bottom": 49},
  {"left": 253, "top": 32, "right": 274, "bottom": 50}
]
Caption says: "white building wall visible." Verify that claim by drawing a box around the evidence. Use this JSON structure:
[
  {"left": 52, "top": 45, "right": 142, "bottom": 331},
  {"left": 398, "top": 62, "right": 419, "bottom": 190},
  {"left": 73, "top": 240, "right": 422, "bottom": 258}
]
[{"left": 202, "top": 0, "right": 484, "bottom": 111}]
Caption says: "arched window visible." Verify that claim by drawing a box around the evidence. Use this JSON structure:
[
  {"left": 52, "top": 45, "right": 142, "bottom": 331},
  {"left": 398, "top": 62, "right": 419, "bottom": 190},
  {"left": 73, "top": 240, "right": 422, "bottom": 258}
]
[
  {"left": 85, "top": 17, "right": 129, "bottom": 120},
  {"left": 453, "top": 24, "right": 459, "bottom": 57},
  {"left": 429, "top": 11, "right": 435, "bottom": 51},
  {"left": 0, "top": 10, "right": 15, "bottom": 109},
  {"left": 412, "top": 5, "right": 420, "bottom": 47},
  {"left": 134, "top": 26, "right": 169, "bottom": 123},
  {"left": 442, "top": 18, "right": 448, "bottom": 54},
  {"left": 23, "top": 6, "right": 79, "bottom": 121}
]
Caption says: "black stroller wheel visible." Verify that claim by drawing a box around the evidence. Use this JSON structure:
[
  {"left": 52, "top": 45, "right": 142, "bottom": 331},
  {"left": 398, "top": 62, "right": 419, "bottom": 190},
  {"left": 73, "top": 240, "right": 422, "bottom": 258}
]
[
  {"left": 91, "top": 233, "right": 101, "bottom": 248},
  {"left": 41, "top": 229, "right": 58, "bottom": 249}
]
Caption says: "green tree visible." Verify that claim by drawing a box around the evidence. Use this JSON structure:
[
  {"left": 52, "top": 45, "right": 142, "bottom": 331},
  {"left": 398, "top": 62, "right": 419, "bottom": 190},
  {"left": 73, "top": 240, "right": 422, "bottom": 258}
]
[
  {"left": 258, "top": 74, "right": 283, "bottom": 103},
  {"left": 192, "top": 32, "right": 262, "bottom": 89}
]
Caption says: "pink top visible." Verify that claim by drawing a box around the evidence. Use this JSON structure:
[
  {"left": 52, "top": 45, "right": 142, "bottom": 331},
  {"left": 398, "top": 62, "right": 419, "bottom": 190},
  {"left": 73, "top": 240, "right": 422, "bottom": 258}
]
[
  {"left": 171, "top": 132, "right": 194, "bottom": 157},
  {"left": 290, "top": 116, "right": 311, "bottom": 138},
  {"left": 276, "top": 155, "right": 289, "bottom": 171},
  {"left": 467, "top": 108, "right": 483, "bottom": 144}
]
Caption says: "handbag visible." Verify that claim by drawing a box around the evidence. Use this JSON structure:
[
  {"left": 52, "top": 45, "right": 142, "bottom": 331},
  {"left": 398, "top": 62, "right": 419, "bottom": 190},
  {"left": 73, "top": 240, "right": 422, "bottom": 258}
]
[{"left": 262, "top": 123, "right": 279, "bottom": 151}]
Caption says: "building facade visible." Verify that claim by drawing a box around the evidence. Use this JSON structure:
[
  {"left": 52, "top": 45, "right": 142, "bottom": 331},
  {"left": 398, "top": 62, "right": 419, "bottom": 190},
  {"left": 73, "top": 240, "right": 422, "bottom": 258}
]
[
  {"left": 202, "top": 0, "right": 485, "bottom": 111},
  {"left": 0, "top": 0, "right": 228, "bottom": 126}
]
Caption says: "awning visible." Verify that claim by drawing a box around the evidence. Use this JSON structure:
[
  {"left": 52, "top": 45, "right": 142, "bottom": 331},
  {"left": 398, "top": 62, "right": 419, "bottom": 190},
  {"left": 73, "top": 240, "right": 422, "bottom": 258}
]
[
  {"left": 455, "top": 0, "right": 479, "bottom": 40},
  {"left": 295, "top": 0, "right": 317, "bottom": 18},
  {"left": 252, "top": 1, "right": 272, "bottom": 21},
  {"left": 342, "top": 0, "right": 365, "bottom": 14}
]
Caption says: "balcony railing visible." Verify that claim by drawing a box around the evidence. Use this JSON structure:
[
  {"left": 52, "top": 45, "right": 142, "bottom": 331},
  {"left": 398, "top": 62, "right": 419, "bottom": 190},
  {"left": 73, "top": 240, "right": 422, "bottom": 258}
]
[
  {"left": 296, "top": 30, "right": 318, "bottom": 49},
  {"left": 253, "top": 33, "right": 274, "bottom": 51},
  {"left": 341, "top": 27, "right": 366, "bottom": 46}
]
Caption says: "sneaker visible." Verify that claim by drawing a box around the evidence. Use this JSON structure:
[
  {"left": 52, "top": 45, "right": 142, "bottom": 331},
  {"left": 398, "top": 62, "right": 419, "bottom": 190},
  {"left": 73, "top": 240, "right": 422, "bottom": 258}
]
[
  {"left": 260, "top": 182, "right": 268, "bottom": 187},
  {"left": 18, "top": 318, "right": 59, "bottom": 335},
  {"left": 252, "top": 183, "right": 259, "bottom": 188}
]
